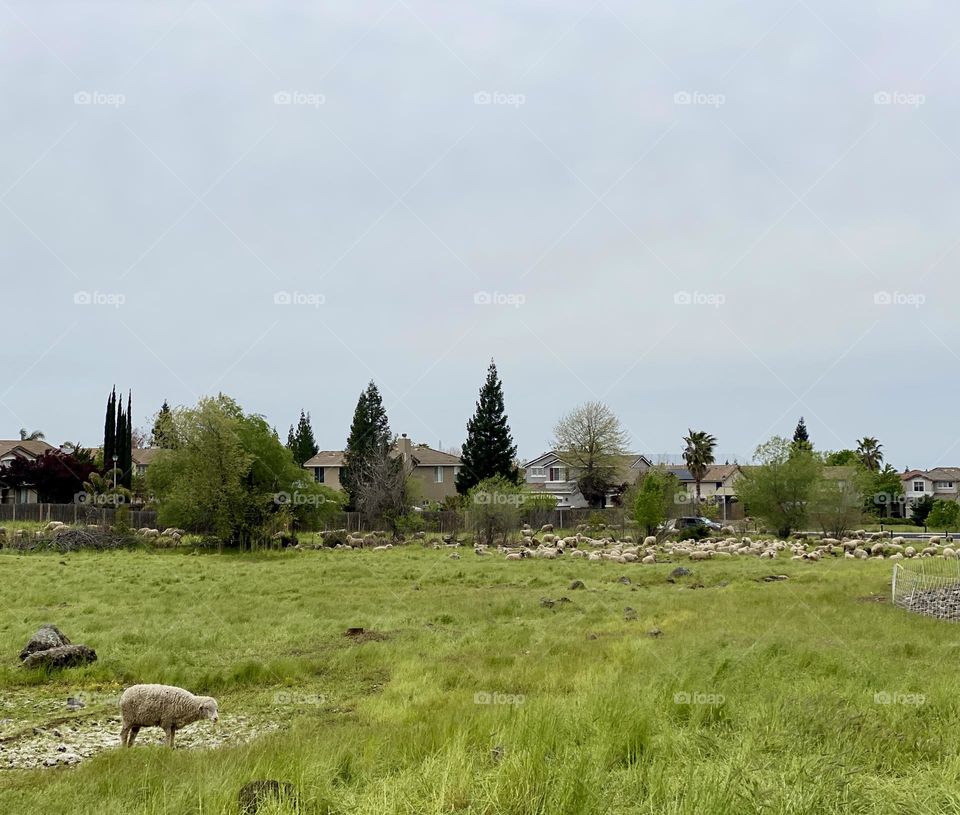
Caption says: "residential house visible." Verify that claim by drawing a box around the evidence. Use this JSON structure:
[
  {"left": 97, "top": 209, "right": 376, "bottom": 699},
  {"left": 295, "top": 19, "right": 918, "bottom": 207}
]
[
  {"left": 303, "top": 434, "right": 462, "bottom": 505},
  {"left": 522, "top": 451, "right": 653, "bottom": 508},
  {"left": 0, "top": 439, "right": 56, "bottom": 504},
  {"left": 664, "top": 463, "right": 744, "bottom": 521},
  {"left": 132, "top": 448, "right": 163, "bottom": 477},
  {"left": 901, "top": 468, "right": 960, "bottom": 517}
]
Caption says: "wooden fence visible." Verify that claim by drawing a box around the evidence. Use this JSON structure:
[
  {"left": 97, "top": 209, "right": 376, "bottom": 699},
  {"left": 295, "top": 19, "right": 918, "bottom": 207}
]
[{"left": 0, "top": 503, "right": 158, "bottom": 529}]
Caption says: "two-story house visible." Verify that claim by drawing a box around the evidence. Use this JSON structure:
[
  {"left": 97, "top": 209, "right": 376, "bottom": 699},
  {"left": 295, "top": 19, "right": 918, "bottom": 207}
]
[
  {"left": 0, "top": 439, "right": 56, "bottom": 504},
  {"left": 304, "top": 434, "right": 462, "bottom": 505},
  {"left": 522, "top": 451, "right": 653, "bottom": 508},
  {"left": 901, "top": 467, "right": 960, "bottom": 516},
  {"left": 664, "top": 463, "right": 744, "bottom": 521}
]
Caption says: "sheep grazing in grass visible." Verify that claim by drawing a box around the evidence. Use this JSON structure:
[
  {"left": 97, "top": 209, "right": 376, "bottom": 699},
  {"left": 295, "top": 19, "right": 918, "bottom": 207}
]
[{"left": 119, "top": 684, "right": 219, "bottom": 748}]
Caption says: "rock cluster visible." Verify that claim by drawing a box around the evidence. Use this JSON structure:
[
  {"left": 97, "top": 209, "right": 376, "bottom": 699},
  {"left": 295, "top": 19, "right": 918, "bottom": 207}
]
[{"left": 19, "top": 625, "right": 97, "bottom": 671}]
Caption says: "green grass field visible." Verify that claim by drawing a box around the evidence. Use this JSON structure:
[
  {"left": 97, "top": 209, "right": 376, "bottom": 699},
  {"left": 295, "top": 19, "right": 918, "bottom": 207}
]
[{"left": 2, "top": 546, "right": 960, "bottom": 814}]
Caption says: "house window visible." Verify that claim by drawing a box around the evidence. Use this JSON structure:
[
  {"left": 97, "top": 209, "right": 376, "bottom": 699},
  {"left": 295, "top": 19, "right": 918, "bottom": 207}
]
[
  {"left": 913, "top": 481, "right": 926, "bottom": 492},
  {"left": 315, "top": 467, "right": 324, "bottom": 483},
  {"left": 435, "top": 466, "right": 443, "bottom": 483},
  {"left": 548, "top": 467, "right": 565, "bottom": 482},
  {"left": 935, "top": 481, "right": 954, "bottom": 488},
  {"left": 529, "top": 467, "right": 546, "bottom": 477}
]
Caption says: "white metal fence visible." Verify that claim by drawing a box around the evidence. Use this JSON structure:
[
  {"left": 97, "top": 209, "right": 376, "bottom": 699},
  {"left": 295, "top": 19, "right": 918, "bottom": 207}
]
[{"left": 892, "top": 560, "right": 960, "bottom": 621}]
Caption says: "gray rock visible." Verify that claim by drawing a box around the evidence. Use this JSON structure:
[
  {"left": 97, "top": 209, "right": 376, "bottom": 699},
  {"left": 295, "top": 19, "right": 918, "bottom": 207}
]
[
  {"left": 539, "top": 598, "right": 555, "bottom": 608},
  {"left": 669, "top": 567, "right": 692, "bottom": 580},
  {"left": 19, "top": 625, "right": 71, "bottom": 661},
  {"left": 22, "top": 644, "right": 97, "bottom": 671},
  {"left": 624, "top": 607, "right": 637, "bottom": 621},
  {"left": 617, "top": 576, "right": 631, "bottom": 585},
  {"left": 569, "top": 579, "right": 585, "bottom": 590}
]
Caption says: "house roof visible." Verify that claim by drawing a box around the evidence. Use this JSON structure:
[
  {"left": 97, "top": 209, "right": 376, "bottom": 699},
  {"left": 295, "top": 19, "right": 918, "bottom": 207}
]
[
  {"left": 304, "top": 450, "right": 345, "bottom": 468},
  {"left": 522, "top": 450, "right": 651, "bottom": 473},
  {"left": 664, "top": 464, "right": 742, "bottom": 484},
  {"left": 132, "top": 448, "right": 164, "bottom": 466},
  {"left": 303, "top": 442, "right": 461, "bottom": 470},
  {"left": 0, "top": 440, "right": 56, "bottom": 460},
  {"left": 901, "top": 468, "right": 960, "bottom": 482}
]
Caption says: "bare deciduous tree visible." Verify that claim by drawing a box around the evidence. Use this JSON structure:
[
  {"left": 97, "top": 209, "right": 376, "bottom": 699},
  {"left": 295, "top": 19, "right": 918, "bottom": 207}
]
[{"left": 552, "top": 401, "right": 630, "bottom": 508}]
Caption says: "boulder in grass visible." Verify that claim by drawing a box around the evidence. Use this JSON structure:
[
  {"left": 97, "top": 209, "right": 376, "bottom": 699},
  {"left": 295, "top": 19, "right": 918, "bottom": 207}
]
[
  {"left": 19, "top": 624, "right": 71, "bottom": 661},
  {"left": 22, "top": 644, "right": 97, "bottom": 670}
]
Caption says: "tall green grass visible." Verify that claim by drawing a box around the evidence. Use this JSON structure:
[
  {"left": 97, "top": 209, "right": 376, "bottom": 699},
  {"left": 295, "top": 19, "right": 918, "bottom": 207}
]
[{"left": 1, "top": 548, "right": 958, "bottom": 814}]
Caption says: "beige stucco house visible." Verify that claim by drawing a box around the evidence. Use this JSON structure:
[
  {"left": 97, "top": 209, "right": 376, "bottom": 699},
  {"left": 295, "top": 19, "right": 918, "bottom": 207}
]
[
  {"left": 0, "top": 439, "right": 56, "bottom": 504},
  {"left": 304, "top": 435, "right": 462, "bottom": 505}
]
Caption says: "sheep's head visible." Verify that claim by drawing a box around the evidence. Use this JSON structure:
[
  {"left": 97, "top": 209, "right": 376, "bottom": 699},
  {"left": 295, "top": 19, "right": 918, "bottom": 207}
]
[{"left": 198, "top": 697, "right": 219, "bottom": 723}]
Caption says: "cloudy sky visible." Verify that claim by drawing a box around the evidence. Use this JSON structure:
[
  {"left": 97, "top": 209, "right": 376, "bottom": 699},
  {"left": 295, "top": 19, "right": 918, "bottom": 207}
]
[{"left": 2, "top": 1, "right": 958, "bottom": 468}]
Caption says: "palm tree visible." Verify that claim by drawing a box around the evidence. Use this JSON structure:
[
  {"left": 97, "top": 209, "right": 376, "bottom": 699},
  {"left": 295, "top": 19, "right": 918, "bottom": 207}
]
[
  {"left": 856, "top": 437, "right": 883, "bottom": 471},
  {"left": 683, "top": 429, "right": 717, "bottom": 506},
  {"left": 19, "top": 428, "right": 45, "bottom": 441}
]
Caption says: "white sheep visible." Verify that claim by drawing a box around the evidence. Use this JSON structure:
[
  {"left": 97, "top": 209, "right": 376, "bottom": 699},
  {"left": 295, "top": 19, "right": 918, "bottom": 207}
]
[{"left": 119, "top": 684, "right": 219, "bottom": 748}]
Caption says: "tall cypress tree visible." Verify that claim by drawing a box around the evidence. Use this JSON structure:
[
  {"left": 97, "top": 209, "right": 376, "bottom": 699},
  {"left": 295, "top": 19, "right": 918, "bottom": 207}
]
[
  {"left": 122, "top": 391, "right": 133, "bottom": 488},
  {"left": 114, "top": 397, "right": 126, "bottom": 483},
  {"left": 103, "top": 387, "right": 116, "bottom": 471},
  {"left": 341, "top": 382, "right": 392, "bottom": 508},
  {"left": 456, "top": 360, "right": 520, "bottom": 494}
]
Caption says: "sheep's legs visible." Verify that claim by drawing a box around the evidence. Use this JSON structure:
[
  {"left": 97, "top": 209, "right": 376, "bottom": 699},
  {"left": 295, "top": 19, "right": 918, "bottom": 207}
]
[
  {"left": 125, "top": 726, "right": 140, "bottom": 747},
  {"left": 164, "top": 726, "right": 176, "bottom": 748},
  {"left": 120, "top": 725, "right": 129, "bottom": 747}
]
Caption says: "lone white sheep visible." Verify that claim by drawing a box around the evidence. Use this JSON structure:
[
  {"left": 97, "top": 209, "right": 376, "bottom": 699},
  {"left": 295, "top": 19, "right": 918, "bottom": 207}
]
[{"left": 119, "top": 684, "right": 219, "bottom": 748}]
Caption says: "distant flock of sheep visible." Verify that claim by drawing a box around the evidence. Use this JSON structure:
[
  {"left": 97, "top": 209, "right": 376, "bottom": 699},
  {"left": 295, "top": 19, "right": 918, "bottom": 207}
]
[{"left": 322, "top": 523, "right": 956, "bottom": 564}]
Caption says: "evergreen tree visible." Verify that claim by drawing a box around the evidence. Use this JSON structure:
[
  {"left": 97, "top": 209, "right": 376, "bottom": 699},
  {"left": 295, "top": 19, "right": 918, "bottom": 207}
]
[
  {"left": 103, "top": 387, "right": 117, "bottom": 470},
  {"left": 287, "top": 410, "right": 319, "bottom": 466},
  {"left": 792, "top": 417, "right": 812, "bottom": 454},
  {"left": 456, "top": 360, "right": 520, "bottom": 494},
  {"left": 150, "top": 400, "right": 175, "bottom": 448},
  {"left": 122, "top": 391, "right": 133, "bottom": 489},
  {"left": 341, "top": 382, "right": 392, "bottom": 508}
]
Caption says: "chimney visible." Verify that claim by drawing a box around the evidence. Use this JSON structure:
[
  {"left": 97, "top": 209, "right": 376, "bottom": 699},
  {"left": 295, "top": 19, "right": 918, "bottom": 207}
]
[{"left": 397, "top": 433, "right": 412, "bottom": 465}]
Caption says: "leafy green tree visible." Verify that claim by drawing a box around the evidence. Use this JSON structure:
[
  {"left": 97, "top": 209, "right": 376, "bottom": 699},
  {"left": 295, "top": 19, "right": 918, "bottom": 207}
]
[
  {"left": 737, "top": 437, "right": 820, "bottom": 537},
  {"left": 823, "top": 449, "right": 858, "bottom": 466},
  {"left": 631, "top": 468, "right": 680, "bottom": 536},
  {"left": 808, "top": 469, "right": 865, "bottom": 538},
  {"left": 863, "top": 464, "right": 904, "bottom": 517},
  {"left": 856, "top": 437, "right": 883, "bottom": 471},
  {"left": 552, "top": 401, "right": 630, "bottom": 508},
  {"left": 456, "top": 360, "right": 520, "bottom": 494},
  {"left": 682, "top": 429, "right": 717, "bottom": 504},
  {"left": 927, "top": 500, "right": 960, "bottom": 531},
  {"left": 910, "top": 494, "right": 935, "bottom": 526},
  {"left": 468, "top": 476, "right": 523, "bottom": 546},
  {"left": 286, "top": 409, "right": 319, "bottom": 467},
  {"left": 341, "top": 382, "right": 392, "bottom": 510},
  {"left": 147, "top": 395, "right": 336, "bottom": 545}
]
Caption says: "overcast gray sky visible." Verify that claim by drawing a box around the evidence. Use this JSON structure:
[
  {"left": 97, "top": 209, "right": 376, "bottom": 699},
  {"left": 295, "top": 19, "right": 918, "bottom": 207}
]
[{"left": 2, "top": 1, "right": 958, "bottom": 468}]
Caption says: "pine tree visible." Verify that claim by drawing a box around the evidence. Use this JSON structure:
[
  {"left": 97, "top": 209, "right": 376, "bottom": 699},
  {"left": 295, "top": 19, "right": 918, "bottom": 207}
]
[
  {"left": 341, "top": 382, "right": 392, "bottom": 508},
  {"left": 103, "top": 387, "right": 117, "bottom": 470},
  {"left": 150, "top": 400, "right": 175, "bottom": 448},
  {"left": 792, "top": 417, "right": 812, "bottom": 454},
  {"left": 456, "top": 360, "right": 520, "bottom": 494},
  {"left": 288, "top": 410, "right": 319, "bottom": 466}
]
